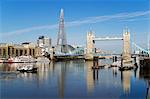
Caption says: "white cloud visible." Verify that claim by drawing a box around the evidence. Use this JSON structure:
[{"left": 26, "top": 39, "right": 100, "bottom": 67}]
[
  {"left": 1, "top": 24, "right": 58, "bottom": 36},
  {"left": 1, "top": 10, "right": 150, "bottom": 37}
]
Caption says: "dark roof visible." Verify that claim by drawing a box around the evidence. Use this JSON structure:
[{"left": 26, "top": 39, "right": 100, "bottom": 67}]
[
  {"left": 38, "top": 36, "right": 44, "bottom": 39},
  {"left": 22, "top": 42, "right": 31, "bottom": 45}
]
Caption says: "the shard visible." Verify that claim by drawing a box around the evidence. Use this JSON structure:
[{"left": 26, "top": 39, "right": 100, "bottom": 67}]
[
  {"left": 57, "top": 8, "right": 67, "bottom": 46},
  {"left": 56, "top": 9, "right": 74, "bottom": 54}
]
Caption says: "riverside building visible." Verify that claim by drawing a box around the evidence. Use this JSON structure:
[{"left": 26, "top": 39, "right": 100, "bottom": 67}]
[
  {"left": 0, "top": 42, "right": 42, "bottom": 59},
  {"left": 37, "top": 36, "right": 51, "bottom": 55}
]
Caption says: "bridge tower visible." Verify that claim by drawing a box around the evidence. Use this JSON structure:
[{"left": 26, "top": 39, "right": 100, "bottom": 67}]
[
  {"left": 85, "top": 30, "right": 95, "bottom": 60},
  {"left": 123, "top": 29, "right": 131, "bottom": 62}
]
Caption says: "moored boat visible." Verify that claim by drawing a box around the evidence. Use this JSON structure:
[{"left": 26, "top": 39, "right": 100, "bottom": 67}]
[
  {"left": 111, "top": 61, "right": 121, "bottom": 67},
  {"left": 0, "top": 58, "right": 9, "bottom": 63},
  {"left": 36, "top": 56, "right": 50, "bottom": 63},
  {"left": 7, "top": 56, "right": 36, "bottom": 63},
  {"left": 17, "top": 64, "right": 38, "bottom": 73},
  {"left": 0, "top": 58, "right": 4, "bottom": 63},
  {"left": 8, "top": 57, "right": 13, "bottom": 63}
]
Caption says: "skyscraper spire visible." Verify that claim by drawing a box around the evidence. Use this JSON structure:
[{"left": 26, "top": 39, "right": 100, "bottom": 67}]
[
  {"left": 60, "top": 8, "right": 64, "bottom": 19},
  {"left": 57, "top": 8, "right": 67, "bottom": 46}
]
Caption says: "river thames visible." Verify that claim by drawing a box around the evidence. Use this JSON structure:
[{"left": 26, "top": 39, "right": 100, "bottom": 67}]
[{"left": 0, "top": 59, "right": 150, "bottom": 99}]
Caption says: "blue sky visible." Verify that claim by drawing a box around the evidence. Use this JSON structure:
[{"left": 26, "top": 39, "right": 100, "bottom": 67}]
[{"left": 0, "top": 0, "right": 150, "bottom": 52}]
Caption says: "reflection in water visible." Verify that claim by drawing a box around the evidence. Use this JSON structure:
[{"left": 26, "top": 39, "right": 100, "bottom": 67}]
[
  {"left": 58, "top": 61, "right": 66, "bottom": 99},
  {"left": 93, "top": 69, "right": 99, "bottom": 81},
  {"left": 86, "top": 61, "right": 94, "bottom": 93},
  {"left": 139, "top": 62, "right": 150, "bottom": 98},
  {"left": 36, "top": 62, "right": 50, "bottom": 83},
  {"left": 0, "top": 63, "right": 36, "bottom": 80},
  {"left": 121, "top": 71, "right": 131, "bottom": 94},
  {"left": 0, "top": 59, "right": 149, "bottom": 99},
  {"left": 139, "top": 66, "right": 150, "bottom": 80},
  {"left": 112, "top": 67, "right": 118, "bottom": 77},
  {"left": 134, "top": 66, "right": 138, "bottom": 78},
  {"left": 146, "top": 80, "right": 150, "bottom": 99},
  {"left": 0, "top": 63, "right": 17, "bottom": 71}
]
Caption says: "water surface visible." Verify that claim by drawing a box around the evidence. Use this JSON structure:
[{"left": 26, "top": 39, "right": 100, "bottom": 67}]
[{"left": 0, "top": 59, "right": 149, "bottom": 99}]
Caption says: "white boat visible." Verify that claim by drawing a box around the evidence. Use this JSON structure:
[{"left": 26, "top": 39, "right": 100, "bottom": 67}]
[
  {"left": 1, "top": 58, "right": 13, "bottom": 63},
  {"left": 0, "top": 58, "right": 5, "bottom": 63},
  {"left": 36, "top": 57, "right": 50, "bottom": 63},
  {"left": 111, "top": 61, "right": 121, "bottom": 67},
  {"left": 17, "top": 64, "right": 37, "bottom": 72},
  {"left": 9, "top": 56, "right": 36, "bottom": 63}
]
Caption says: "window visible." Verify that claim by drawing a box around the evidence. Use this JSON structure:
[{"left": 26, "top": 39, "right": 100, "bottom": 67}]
[
  {"left": 33, "top": 49, "right": 35, "bottom": 56},
  {"left": 16, "top": 49, "right": 18, "bottom": 56},
  {"left": 20, "top": 50, "right": 23, "bottom": 56},
  {"left": 12, "top": 48, "right": 14, "bottom": 55},
  {"left": 3, "top": 49, "right": 6, "bottom": 58},
  {"left": 8, "top": 47, "right": 10, "bottom": 56},
  {"left": 0, "top": 48, "right": 1, "bottom": 56},
  {"left": 29, "top": 49, "right": 32, "bottom": 55},
  {"left": 24, "top": 50, "right": 27, "bottom": 55}
]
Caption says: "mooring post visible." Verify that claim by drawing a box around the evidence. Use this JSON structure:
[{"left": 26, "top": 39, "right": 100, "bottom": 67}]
[{"left": 121, "top": 54, "right": 123, "bottom": 67}]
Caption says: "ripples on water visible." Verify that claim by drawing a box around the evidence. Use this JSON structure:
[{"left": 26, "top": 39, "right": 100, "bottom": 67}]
[{"left": 0, "top": 59, "right": 150, "bottom": 99}]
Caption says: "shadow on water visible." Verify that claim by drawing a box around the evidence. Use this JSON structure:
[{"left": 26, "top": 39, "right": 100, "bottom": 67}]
[{"left": 139, "top": 60, "right": 150, "bottom": 99}]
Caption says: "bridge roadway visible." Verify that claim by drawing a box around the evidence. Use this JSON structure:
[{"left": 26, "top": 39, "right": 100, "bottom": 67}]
[{"left": 94, "top": 37, "right": 123, "bottom": 41}]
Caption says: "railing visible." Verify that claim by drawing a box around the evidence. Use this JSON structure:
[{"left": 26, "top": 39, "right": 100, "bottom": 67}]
[{"left": 54, "top": 47, "right": 84, "bottom": 56}]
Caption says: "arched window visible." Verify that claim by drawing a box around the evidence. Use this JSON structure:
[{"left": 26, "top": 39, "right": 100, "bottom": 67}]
[
  {"left": 20, "top": 50, "right": 23, "bottom": 56},
  {"left": 16, "top": 49, "right": 18, "bottom": 56},
  {"left": 3, "top": 49, "right": 6, "bottom": 58},
  {"left": 12, "top": 48, "right": 14, "bottom": 55},
  {"left": 24, "top": 50, "right": 27, "bottom": 55},
  {"left": 0, "top": 48, "right": 1, "bottom": 56},
  {"left": 33, "top": 49, "right": 35, "bottom": 56},
  {"left": 29, "top": 49, "right": 32, "bottom": 55}
]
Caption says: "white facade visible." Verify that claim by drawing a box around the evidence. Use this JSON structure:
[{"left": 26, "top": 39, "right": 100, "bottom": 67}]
[{"left": 37, "top": 36, "right": 51, "bottom": 55}]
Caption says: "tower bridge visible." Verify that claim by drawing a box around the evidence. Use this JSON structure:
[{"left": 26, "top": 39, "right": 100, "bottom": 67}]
[
  {"left": 85, "top": 29, "right": 131, "bottom": 62},
  {"left": 51, "top": 8, "right": 149, "bottom": 61}
]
